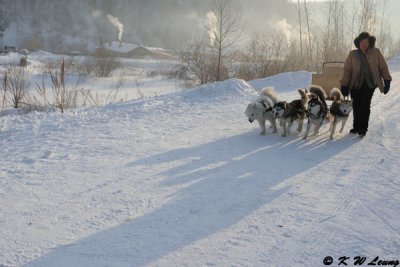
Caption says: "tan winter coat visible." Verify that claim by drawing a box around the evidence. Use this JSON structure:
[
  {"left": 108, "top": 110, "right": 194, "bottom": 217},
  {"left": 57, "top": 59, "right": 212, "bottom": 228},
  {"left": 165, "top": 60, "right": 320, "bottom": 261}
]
[{"left": 341, "top": 47, "right": 392, "bottom": 93}]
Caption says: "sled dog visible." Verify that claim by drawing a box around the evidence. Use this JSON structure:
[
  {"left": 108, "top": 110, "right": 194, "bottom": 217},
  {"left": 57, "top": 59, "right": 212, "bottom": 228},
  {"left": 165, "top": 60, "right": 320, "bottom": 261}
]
[
  {"left": 303, "top": 85, "right": 328, "bottom": 140},
  {"left": 329, "top": 88, "right": 353, "bottom": 139},
  {"left": 245, "top": 87, "right": 278, "bottom": 135},
  {"left": 273, "top": 89, "right": 308, "bottom": 137}
]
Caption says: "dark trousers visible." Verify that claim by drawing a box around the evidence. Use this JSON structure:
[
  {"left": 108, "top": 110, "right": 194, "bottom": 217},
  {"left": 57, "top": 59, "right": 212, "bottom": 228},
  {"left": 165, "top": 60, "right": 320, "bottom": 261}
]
[{"left": 350, "top": 82, "right": 375, "bottom": 133}]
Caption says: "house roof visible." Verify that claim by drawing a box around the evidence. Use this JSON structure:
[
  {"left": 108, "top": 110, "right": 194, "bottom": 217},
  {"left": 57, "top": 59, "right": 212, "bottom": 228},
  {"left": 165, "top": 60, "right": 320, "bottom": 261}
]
[
  {"left": 101, "top": 41, "right": 141, "bottom": 53},
  {"left": 146, "top": 46, "right": 167, "bottom": 52}
]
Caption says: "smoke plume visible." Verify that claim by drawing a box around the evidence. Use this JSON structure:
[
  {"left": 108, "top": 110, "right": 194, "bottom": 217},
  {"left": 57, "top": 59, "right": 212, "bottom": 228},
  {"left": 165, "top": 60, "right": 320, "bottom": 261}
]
[{"left": 106, "top": 14, "right": 124, "bottom": 42}]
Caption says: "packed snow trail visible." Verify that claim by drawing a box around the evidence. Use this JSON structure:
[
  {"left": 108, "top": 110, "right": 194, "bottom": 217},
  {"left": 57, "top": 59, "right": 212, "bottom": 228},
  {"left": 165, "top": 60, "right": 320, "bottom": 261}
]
[{"left": 0, "top": 59, "right": 399, "bottom": 266}]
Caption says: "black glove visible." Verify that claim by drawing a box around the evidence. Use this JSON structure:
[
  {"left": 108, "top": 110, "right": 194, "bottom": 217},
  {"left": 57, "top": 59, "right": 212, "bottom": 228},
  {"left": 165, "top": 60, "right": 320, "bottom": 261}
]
[
  {"left": 341, "top": 86, "right": 349, "bottom": 97},
  {"left": 384, "top": 80, "right": 391, "bottom": 94}
]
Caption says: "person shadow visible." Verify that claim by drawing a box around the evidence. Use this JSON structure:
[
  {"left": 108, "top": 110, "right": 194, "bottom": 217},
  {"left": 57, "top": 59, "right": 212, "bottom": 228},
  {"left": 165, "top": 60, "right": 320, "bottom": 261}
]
[{"left": 25, "top": 130, "right": 358, "bottom": 267}]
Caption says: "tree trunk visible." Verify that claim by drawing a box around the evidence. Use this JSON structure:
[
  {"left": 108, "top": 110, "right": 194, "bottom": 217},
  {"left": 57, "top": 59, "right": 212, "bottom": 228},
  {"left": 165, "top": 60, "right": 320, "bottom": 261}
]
[
  {"left": 303, "top": 0, "right": 312, "bottom": 69},
  {"left": 297, "top": 0, "right": 303, "bottom": 58}
]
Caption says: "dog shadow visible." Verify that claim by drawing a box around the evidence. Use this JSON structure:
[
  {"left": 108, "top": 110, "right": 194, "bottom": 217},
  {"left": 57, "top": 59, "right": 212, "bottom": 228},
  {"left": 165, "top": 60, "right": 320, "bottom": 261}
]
[{"left": 25, "top": 130, "right": 358, "bottom": 267}]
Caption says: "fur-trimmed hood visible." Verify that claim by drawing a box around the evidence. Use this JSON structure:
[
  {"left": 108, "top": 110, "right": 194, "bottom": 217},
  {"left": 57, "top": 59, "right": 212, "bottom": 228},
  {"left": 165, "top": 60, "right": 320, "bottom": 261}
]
[{"left": 354, "top": 32, "right": 376, "bottom": 49}]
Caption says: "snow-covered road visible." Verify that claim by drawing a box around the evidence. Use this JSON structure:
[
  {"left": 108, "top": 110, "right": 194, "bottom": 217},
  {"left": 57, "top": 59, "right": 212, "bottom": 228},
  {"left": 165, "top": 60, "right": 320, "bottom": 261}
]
[{"left": 1, "top": 59, "right": 399, "bottom": 266}]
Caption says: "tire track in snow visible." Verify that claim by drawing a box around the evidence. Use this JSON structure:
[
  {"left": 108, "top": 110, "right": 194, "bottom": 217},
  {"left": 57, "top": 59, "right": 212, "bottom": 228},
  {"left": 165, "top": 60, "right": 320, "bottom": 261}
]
[
  {"left": 286, "top": 64, "right": 400, "bottom": 264},
  {"left": 285, "top": 149, "right": 387, "bottom": 265}
]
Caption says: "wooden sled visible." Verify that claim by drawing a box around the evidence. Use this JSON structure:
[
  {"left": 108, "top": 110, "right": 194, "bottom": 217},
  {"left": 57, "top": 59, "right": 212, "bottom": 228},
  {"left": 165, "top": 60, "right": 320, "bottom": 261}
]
[{"left": 311, "top": 61, "right": 345, "bottom": 100}]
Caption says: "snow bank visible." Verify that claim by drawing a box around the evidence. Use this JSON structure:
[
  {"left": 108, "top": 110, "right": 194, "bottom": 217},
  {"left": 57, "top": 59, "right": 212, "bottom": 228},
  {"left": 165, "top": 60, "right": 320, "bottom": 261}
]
[
  {"left": 249, "top": 71, "right": 312, "bottom": 92},
  {"left": 96, "top": 78, "right": 257, "bottom": 117},
  {"left": 0, "top": 52, "right": 21, "bottom": 66},
  {"left": 182, "top": 78, "right": 256, "bottom": 101}
]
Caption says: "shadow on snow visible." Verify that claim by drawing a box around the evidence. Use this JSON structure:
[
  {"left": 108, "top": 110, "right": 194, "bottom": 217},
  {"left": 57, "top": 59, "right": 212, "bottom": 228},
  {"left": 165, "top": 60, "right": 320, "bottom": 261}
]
[{"left": 26, "top": 130, "right": 358, "bottom": 267}]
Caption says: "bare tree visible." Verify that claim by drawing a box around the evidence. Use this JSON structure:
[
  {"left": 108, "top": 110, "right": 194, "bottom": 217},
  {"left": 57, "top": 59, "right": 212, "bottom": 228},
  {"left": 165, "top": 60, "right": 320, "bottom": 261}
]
[
  {"left": 0, "top": 8, "right": 9, "bottom": 37},
  {"left": 321, "top": 0, "right": 347, "bottom": 62},
  {"left": 347, "top": 0, "right": 359, "bottom": 43},
  {"left": 303, "top": 0, "right": 313, "bottom": 69},
  {"left": 375, "top": 0, "right": 394, "bottom": 56},
  {"left": 206, "top": 0, "right": 241, "bottom": 81},
  {"left": 377, "top": 0, "right": 387, "bottom": 49},
  {"left": 238, "top": 30, "right": 292, "bottom": 80},
  {"left": 358, "top": 0, "right": 377, "bottom": 33},
  {"left": 297, "top": 0, "right": 303, "bottom": 58},
  {"left": 179, "top": 41, "right": 215, "bottom": 85}
]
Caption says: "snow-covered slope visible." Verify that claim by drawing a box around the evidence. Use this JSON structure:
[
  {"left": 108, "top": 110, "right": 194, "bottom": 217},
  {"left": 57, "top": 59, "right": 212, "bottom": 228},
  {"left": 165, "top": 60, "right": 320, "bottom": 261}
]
[
  {"left": 1, "top": 58, "right": 400, "bottom": 267},
  {"left": 249, "top": 70, "right": 311, "bottom": 92}
]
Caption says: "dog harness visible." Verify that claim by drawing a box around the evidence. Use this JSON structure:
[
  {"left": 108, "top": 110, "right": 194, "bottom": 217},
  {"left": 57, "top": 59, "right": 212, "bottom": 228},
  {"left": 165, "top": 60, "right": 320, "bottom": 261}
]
[
  {"left": 307, "top": 99, "right": 328, "bottom": 124},
  {"left": 260, "top": 101, "right": 273, "bottom": 114},
  {"left": 285, "top": 106, "right": 305, "bottom": 121},
  {"left": 329, "top": 102, "right": 350, "bottom": 117}
]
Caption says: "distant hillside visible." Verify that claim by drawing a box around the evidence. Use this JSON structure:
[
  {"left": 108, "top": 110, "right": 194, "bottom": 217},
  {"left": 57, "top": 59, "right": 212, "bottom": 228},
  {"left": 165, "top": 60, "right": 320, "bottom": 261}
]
[
  {"left": 0, "top": 0, "right": 298, "bottom": 53},
  {"left": 0, "top": 0, "right": 206, "bottom": 53}
]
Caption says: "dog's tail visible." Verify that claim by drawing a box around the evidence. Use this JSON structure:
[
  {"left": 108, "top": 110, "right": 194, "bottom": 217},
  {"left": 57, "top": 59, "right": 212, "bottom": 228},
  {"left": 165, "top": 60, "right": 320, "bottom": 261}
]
[
  {"left": 297, "top": 89, "right": 308, "bottom": 106},
  {"left": 307, "top": 85, "right": 327, "bottom": 102},
  {"left": 260, "top": 87, "right": 278, "bottom": 103},
  {"left": 330, "top": 87, "right": 343, "bottom": 102}
]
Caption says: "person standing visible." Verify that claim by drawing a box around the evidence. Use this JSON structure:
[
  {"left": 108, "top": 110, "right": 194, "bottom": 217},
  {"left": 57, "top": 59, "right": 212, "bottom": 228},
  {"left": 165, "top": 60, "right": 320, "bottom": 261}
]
[{"left": 340, "top": 32, "right": 392, "bottom": 137}]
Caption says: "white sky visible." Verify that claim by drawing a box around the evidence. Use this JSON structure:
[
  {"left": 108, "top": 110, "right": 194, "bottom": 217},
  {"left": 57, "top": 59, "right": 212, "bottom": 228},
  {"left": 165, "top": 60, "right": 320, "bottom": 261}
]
[{"left": 288, "top": 0, "right": 400, "bottom": 38}]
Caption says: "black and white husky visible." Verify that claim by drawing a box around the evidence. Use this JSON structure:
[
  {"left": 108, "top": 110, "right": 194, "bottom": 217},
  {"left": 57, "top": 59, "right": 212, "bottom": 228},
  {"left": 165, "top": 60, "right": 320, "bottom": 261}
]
[
  {"left": 303, "top": 85, "right": 328, "bottom": 140},
  {"left": 273, "top": 89, "right": 308, "bottom": 137},
  {"left": 245, "top": 87, "right": 278, "bottom": 135},
  {"left": 329, "top": 88, "right": 353, "bottom": 139}
]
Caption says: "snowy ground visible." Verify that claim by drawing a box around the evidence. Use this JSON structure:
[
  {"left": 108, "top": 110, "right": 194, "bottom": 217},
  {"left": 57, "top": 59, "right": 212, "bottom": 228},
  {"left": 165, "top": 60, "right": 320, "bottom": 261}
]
[
  {"left": 0, "top": 54, "right": 400, "bottom": 266},
  {"left": 0, "top": 51, "right": 181, "bottom": 104}
]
